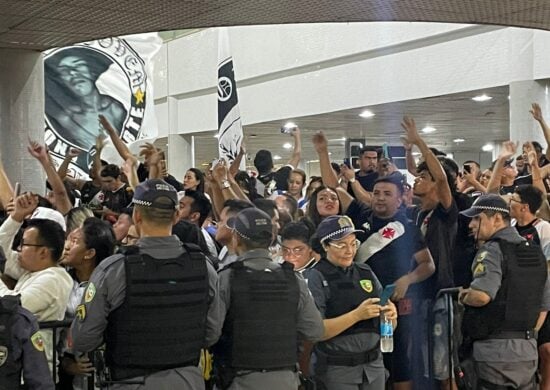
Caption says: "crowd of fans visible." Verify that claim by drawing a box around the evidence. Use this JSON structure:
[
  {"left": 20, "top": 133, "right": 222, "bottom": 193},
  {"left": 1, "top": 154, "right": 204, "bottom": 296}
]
[{"left": 2, "top": 103, "right": 550, "bottom": 390}]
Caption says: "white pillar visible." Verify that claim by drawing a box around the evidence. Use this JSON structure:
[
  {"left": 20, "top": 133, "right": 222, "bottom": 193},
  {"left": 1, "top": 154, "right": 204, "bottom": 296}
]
[
  {"left": 509, "top": 80, "right": 548, "bottom": 147},
  {"left": 0, "top": 49, "right": 46, "bottom": 195},
  {"left": 166, "top": 97, "right": 194, "bottom": 181}
]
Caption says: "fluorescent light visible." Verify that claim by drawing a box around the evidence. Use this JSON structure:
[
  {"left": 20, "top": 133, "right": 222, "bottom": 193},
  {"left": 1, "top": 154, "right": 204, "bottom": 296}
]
[
  {"left": 342, "top": 137, "right": 347, "bottom": 141},
  {"left": 472, "top": 94, "right": 492, "bottom": 102},
  {"left": 359, "top": 110, "right": 375, "bottom": 118},
  {"left": 453, "top": 138, "right": 465, "bottom": 143},
  {"left": 412, "top": 152, "right": 421, "bottom": 156},
  {"left": 283, "top": 143, "right": 292, "bottom": 149},
  {"left": 273, "top": 155, "right": 282, "bottom": 160},
  {"left": 328, "top": 152, "right": 332, "bottom": 156},
  {"left": 421, "top": 126, "right": 436, "bottom": 134},
  {"left": 213, "top": 134, "right": 220, "bottom": 138},
  {"left": 481, "top": 143, "right": 494, "bottom": 152}
]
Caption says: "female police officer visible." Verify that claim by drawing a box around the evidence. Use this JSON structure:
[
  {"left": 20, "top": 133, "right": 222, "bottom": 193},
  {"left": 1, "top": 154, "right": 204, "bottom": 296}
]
[{"left": 307, "top": 215, "right": 397, "bottom": 390}]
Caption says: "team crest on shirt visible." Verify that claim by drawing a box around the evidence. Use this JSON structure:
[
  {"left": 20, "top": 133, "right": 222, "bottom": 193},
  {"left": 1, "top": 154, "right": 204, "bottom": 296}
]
[
  {"left": 31, "top": 332, "right": 45, "bottom": 352},
  {"left": 84, "top": 283, "right": 96, "bottom": 303},
  {"left": 360, "top": 279, "right": 373, "bottom": 293},
  {"left": 0, "top": 346, "right": 7, "bottom": 366}
]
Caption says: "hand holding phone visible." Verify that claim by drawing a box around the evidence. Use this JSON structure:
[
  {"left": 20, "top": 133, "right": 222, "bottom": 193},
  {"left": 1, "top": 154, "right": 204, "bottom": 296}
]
[
  {"left": 13, "top": 182, "right": 20, "bottom": 198},
  {"left": 464, "top": 164, "right": 471, "bottom": 174}
]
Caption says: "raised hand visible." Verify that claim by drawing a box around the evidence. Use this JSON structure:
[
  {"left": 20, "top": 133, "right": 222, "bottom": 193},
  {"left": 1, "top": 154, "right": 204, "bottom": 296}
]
[
  {"left": 212, "top": 159, "right": 229, "bottom": 182},
  {"left": 312, "top": 131, "right": 328, "bottom": 154},
  {"left": 530, "top": 103, "right": 544, "bottom": 122},
  {"left": 340, "top": 164, "right": 356, "bottom": 181},
  {"left": 498, "top": 140, "right": 518, "bottom": 161},
  {"left": 27, "top": 139, "right": 49, "bottom": 163},
  {"left": 400, "top": 116, "right": 422, "bottom": 146},
  {"left": 67, "top": 148, "right": 81, "bottom": 159},
  {"left": 12, "top": 192, "right": 38, "bottom": 223}
]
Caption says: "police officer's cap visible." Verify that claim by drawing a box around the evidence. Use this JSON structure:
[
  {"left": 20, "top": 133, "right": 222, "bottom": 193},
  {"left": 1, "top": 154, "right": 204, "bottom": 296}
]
[
  {"left": 228, "top": 207, "right": 273, "bottom": 241},
  {"left": 460, "top": 194, "right": 509, "bottom": 218},
  {"left": 132, "top": 179, "right": 178, "bottom": 210},
  {"left": 317, "top": 215, "right": 363, "bottom": 244}
]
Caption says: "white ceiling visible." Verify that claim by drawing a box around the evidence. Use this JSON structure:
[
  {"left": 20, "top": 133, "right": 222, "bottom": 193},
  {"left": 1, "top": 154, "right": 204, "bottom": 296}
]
[{"left": 191, "top": 85, "right": 510, "bottom": 167}]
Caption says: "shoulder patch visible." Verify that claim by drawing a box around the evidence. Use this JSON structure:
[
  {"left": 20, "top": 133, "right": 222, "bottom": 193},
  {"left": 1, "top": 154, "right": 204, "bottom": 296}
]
[
  {"left": 76, "top": 304, "right": 86, "bottom": 321},
  {"left": 31, "top": 332, "right": 45, "bottom": 352},
  {"left": 473, "top": 262, "right": 486, "bottom": 277},
  {"left": 84, "top": 283, "right": 96, "bottom": 303},
  {"left": 475, "top": 251, "right": 488, "bottom": 263}
]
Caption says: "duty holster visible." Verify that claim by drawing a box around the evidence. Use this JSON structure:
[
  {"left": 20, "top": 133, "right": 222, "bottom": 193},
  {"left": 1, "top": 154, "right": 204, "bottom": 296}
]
[{"left": 212, "top": 363, "right": 236, "bottom": 390}]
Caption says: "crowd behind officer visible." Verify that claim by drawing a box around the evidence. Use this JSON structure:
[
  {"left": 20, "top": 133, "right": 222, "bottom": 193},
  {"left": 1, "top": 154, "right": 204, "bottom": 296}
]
[{"left": 2, "top": 104, "right": 550, "bottom": 389}]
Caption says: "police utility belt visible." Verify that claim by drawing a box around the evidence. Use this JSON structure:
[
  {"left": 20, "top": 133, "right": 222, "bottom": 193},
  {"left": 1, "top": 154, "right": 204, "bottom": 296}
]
[{"left": 489, "top": 329, "right": 537, "bottom": 340}]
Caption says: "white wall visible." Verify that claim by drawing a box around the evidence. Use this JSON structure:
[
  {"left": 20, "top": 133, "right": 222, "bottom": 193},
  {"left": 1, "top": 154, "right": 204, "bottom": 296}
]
[{"left": 153, "top": 22, "right": 550, "bottom": 139}]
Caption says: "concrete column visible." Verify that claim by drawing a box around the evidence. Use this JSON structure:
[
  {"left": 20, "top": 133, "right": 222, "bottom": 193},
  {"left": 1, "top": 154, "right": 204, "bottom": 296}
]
[
  {"left": 167, "top": 97, "right": 194, "bottom": 181},
  {"left": 509, "top": 80, "right": 548, "bottom": 148},
  {"left": 0, "top": 49, "right": 46, "bottom": 195}
]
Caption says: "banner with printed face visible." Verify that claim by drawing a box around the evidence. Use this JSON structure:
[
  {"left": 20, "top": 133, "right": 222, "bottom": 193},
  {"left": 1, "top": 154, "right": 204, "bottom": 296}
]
[
  {"left": 43, "top": 33, "right": 162, "bottom": 179},
  {"left": 217, "top": 28, "right": 243, "bottom": 163}
]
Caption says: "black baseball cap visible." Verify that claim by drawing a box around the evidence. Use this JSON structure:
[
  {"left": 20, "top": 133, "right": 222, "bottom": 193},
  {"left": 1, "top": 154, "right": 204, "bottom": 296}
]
[
  {"left": 132, "top": 179, "right": 178, "bottom": 210},
  {"left": 228, "top": 208, "right": 273, "bottom": 241},
  {"left": 460, "top": 194, "right": 509, "bottom": 218}
]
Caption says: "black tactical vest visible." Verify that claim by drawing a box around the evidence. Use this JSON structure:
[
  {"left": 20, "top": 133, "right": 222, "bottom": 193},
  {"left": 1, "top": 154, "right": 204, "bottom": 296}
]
[
  {"left": 462, "top": 239, "right": 547, "bottom": 341},
  {"left": 105, "top": 244, "right": 209, "bottom": 380},
  {"left": 314, "top": 258, "right": 379, "bottom": 335},
  {"left": 217, "top": 261, "right": 300, "bottom": 370},
  {"left": 0, "top": 296, "right": 22, "bottom": 389}
]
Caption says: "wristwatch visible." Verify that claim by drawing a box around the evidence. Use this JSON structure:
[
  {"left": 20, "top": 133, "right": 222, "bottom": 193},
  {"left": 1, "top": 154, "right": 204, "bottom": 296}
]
[
  {"left": 349, "top": 177, "right": 356, "bottom": 183},
  {"left": 221, "top": 180, "right": 231, "bottom": 189}
]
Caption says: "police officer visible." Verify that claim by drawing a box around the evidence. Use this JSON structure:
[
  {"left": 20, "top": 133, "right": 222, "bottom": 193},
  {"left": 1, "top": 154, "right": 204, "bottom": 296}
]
[
  {"left": 212, "top": 207, "right": 324, "bottom": 389},
  {"left": 0, "top": 295, "right": 54, "bottom": 389},
  {"left": 459, "top": 194, "right": 549, "bottom": 389},
  {"left": 71, "top": 179, "right": 222, "bottom": 389},
  {"left": 307, "top": 215, "right": 398, "bottom": 390}
]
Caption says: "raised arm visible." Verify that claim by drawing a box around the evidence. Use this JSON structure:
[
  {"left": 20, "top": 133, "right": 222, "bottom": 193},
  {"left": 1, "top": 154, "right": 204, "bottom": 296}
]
[
  {"left": 99, "top": 114, "right": 133, "bottom": 161},
  {"left": 401, "top": 116, "right": 452, "bottom": 209},
  {"left": 229, "top": 144, "right": 246, "bottom": 178},
  {"left": 288, "top": 127, "right": 302, "bottom": 168},
  {"left": 0, "top": 153, "right": 13, "bottom": 209},
  {"left": 402, "top": 138, "right": 418, "bottom": 176},
  {"left": 312, "top": 131, "right": 339, "bottom": 188},
  {"left": 530, "top": 103, "right": 550, "bottom": 162},
  {"left": 527, "top": 147, "right": 547, "bottom": 196},
  {"left": 27, "top": 140, "right": 72, "bottom": 215},
  {"left": 340, "top": 164, "right": 372, "bottom": 205},
  {"left": 486, "top": 141, "right": 517, "bottom": 194},
  {"left": 57, "top": 148, "right": 83, "bottom": 188}
]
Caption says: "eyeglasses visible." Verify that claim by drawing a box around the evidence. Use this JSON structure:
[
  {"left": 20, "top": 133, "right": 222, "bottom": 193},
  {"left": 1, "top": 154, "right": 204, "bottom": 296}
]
[
  {"left": 16, "top": 242, "right": 46, "bottom": 252},
  {"left": 282, "top": 246, "right": 307, "bottom": 256},
  {"left": 509, "top": 197, "right": 525, "bottom": 206},
  {"left": 327, "top": 239, "right": 360, "bottom": 251}
]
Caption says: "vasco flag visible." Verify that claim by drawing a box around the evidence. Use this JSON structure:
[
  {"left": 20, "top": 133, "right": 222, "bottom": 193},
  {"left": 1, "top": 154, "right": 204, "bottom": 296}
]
[
  {"left": 217, "top": 28, "right": 243, "bottom": 163},
  {"left": 43, "top": 33, "right": 162, "bottom": 179}
]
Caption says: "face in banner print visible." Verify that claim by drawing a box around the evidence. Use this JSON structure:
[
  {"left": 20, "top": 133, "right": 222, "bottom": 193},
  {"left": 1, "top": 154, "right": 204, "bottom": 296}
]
[{"left": 45, "top": 47, "right": 127, "bottom": 152}]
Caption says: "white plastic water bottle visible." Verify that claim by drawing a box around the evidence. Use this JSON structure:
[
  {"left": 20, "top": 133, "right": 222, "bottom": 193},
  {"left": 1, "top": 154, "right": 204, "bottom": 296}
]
[{"left": 380, "top": 313, "right": 394, "bottom": 353}]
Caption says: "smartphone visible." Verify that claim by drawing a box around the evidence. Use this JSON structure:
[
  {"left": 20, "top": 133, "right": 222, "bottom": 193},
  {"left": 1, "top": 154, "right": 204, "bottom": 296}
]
[
  {"left": 379, "top": 284, "right": 396, "bottom": 305},
  {"left": 280, "top": 122, "right": 297, "bottom": 134},
  {"left": 464, "top": 164, "right": 471, "bottom": 174},
  {"left": 13, "top": 182, "right": 20, "bottom": 198},
  {"left": 382, "top": 143, "right": 390, "bottom": 159},
  {"left": 343, "top": 158, "right": 351, "bottom": 168}
]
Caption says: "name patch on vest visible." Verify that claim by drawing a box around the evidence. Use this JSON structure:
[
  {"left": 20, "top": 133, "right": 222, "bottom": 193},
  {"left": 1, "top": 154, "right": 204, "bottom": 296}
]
[
  {"left": 360, "top": 279, "right": 373, "bottom": 293},
  {"left": 31, "top": 332, "right": 45, "bottom": 352}
]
